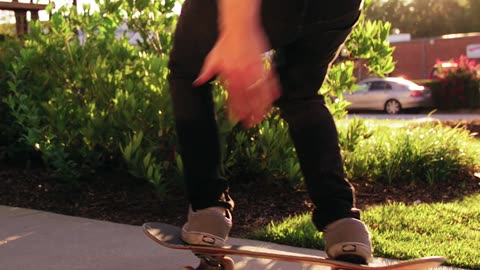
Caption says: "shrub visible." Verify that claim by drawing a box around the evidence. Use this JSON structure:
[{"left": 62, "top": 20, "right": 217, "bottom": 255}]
[
  {"left": 430, "top": 55, "right": 480, "bottom": 109},
  {"left": 223, "top": 111, "right": 301, "bottom": 186},
  {"left": 0, "top": 0, "right": 396, "bottom": 194},
  {"left": 339, "top": 118, "right": 480, "bottom": 185},
  {"left": 3, "top": 1, "right": 178, "bottom": 193},
  {"left": 0, "top": 38, "right": 28, "bottom": 161}
]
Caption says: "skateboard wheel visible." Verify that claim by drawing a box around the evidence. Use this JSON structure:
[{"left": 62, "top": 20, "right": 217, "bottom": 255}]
[
  {"left": 219, "top": 256, "right": 234, "bottom": 270},
  {"left": 195, "top": 258, "right": 222, "bottom": 270},
  {"left": 194, "top": 256, "right": 235, "bottom": 270}
]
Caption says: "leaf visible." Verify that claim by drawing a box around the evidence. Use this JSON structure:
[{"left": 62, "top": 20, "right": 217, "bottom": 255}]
[
  {"left": 132, "top": 131, "right": 144, "bottom": 151},
  {"left": 135, "top": 0, "right": 150, "bottom": 10},
  {"left": 121, "top": 143, "right": 132, "bottom": 161},
  {"left": 143, "top": 152, "right": 152, "bottom": 168},
  {"left": 147, "top": 165, "right": 154, "bottom": 179}
]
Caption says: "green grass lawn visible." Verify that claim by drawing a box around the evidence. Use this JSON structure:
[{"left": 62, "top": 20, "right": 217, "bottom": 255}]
[
  {"left": 364, "top": 194, "right": 480, "bottom": 269},
  {"left": 249, "top": 119, "right": 480, "bottom": 268},
  {"left": 251, "top": 193, "right": 480, "bottom": 269}
]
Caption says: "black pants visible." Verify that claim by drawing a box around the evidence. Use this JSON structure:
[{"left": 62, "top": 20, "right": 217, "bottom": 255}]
[{"left": 168, "top": 0, "right": 363, "bottom": 231}]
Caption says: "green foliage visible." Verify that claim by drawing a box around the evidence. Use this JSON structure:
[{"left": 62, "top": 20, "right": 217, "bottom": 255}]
[
  {"left": 118, "top": 0, "right": 176, "bottom": 54},
  {"left": 0, "top": 38, "right": 27, "bottom": 160},
  {"left": 322, "top": 61, "right": 356, "bottom": 119},
  {"left": 224, "top": 113, "right": 301, "bottom": 186},
  {"left": 346, "top": 18, "right": 395, "bottom": 76},
  {"left": 3, "top": 0, "right": 178, "bottom": 191},
  {"left": 337, "top": 117, "right": 374, "bottom": 152},
  {"left": 338, "top": 119, "right": 480, "bottom": 185},
  {"left": 0, "top": 0, "right": 401, "bottom": 194},
  {"left": 366, "top": 0, "right": 480, "bottom": 38},
  {"left": 324, "top": 11, "right": 395, "bottom": 118}
]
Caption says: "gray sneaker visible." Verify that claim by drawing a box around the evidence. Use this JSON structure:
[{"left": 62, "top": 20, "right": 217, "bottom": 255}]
[
  {"left": 181, "top": 194, "right": 234, "bottom": 247},
  {"left": 323, "top": 218, "right": 373, "bottom": 265}
]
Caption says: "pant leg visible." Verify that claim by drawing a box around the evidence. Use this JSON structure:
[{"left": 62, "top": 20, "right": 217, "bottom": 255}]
[
  {"left": 168, "top": 0, "right": 361, "bottom": 221},
  {"left": 168, "top": 0, "right": 306, "bottom": 210},
  {"left": 168, "top": 0, "right": 228, "bottom": 210},
  {"left": 272, "top": 5, "right": 362, "bottom": 231}
]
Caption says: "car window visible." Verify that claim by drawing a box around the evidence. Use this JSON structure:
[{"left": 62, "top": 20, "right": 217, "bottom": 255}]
[{"left": 369, "top": 81, "right": 392, "bottom": 91}]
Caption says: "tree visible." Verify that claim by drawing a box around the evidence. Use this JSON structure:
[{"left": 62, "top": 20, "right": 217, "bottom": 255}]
[
  {"left": 365, "top": 0, "right": 479, "bottom": 37},
  {"left": 466, "top": 0, "right": 480, "bottom": 33}
]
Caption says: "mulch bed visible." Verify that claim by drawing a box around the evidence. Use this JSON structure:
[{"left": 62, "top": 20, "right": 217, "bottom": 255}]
[
  {"left": 2, "top": 163, "right": 479, "bottom": 237},
  {"left": 1, "top": 119, "right": 480, "bottom": 237}
]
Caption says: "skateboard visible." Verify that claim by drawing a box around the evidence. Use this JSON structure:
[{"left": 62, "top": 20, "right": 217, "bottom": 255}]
[{"left": 143, "top": 222, "right": 446, "bottom": 270}]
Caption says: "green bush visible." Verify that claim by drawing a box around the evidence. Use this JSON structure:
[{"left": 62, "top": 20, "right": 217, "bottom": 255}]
[
  {"left": 4, "top": 0, "right": 475, "bottom": 195},
  {"left": 434, "top": 79, "right": 480, "bottom": 109},
  {"left": 222, "top": 112, "right": 301, "bottom": 186},
  {"left": 3, "top": 1, "right": 178, "bottom": 192},
  {"left": 429, "top": 56, "right": 480, "bottom": 110},
  {"left": 338, "top": 118, "right": 480, "bottom": 185},
  {"left": 0, "top": 38, "right": 27, "bottom": 160},
  {"left": 0, "top": 0, "right": 396, "bottom": 194}
]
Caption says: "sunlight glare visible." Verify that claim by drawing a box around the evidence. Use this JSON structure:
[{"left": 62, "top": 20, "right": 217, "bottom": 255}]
[{"left": 0, "top": 232, "right": 34, "bottom": 246}]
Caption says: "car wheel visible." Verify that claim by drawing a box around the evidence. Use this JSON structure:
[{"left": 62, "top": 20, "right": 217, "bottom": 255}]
[{"left": 385, "top": 99, "right": 401, "bottom": 114}]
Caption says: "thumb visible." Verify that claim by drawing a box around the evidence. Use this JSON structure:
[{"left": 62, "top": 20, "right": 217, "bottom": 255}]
[{"left": 193, "top": 56, "right": 218, "bottom": 86}]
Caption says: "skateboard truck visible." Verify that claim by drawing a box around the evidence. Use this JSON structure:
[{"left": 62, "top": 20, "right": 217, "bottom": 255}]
[{"left": 184, "top": 253, "right": 235, "bottom": 270}]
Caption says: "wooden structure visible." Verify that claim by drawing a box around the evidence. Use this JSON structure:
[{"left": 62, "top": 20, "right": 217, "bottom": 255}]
[{"left": 0, "top": 0, "right": 48, "bottom": 37}]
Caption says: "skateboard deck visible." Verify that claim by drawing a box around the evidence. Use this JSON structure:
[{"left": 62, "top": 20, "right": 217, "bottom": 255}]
[{"left": 143, "top": 222, "right": 446, "bottom": 270}]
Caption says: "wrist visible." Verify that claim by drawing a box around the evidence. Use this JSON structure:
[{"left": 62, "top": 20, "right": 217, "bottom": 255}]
[{"left": 218, "top": 0, "right": 262, "bottom": 32}]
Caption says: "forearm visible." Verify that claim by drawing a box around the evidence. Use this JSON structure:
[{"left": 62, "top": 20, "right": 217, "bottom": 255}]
[
  {"left": 195, "top": 0, "right": 279, "bottom": 128},
  {"left": 217, "top": 0, "right": 262, "bottom": 33}
]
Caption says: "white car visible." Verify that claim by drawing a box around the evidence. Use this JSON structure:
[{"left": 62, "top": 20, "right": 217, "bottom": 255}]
[{"left": 344, "top": 77, "right": 432, "bottom": 114}]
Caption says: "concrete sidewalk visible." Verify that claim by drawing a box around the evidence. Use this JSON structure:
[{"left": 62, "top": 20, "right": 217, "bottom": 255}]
[{"left": 0, "top": 205, "right": 461, "bottom": 270}]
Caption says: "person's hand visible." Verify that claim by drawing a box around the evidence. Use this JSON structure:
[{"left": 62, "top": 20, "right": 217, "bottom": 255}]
[{"left": 193, "top": 21, "right": 280, "bottom": 128}]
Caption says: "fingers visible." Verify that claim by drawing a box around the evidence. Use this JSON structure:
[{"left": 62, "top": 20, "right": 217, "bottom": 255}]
[
  {"left": 194, "top": 50, "right": 280, "bottom": 129},
  {"left": 254, "top": 72, "right": 281, "bottom": 126},
  {"left": 229, "top": 69, "right": 281, "bottom": 129},
  {"left": 193, "top": 54, "right": 218, "bottom": 87}
]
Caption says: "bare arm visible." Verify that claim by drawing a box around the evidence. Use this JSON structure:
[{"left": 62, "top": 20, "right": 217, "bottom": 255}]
[
  {"left": 194, "top": 0, "right": 280, "bottom": 128},
  {"left": 218, "top": 0, "right": 263, "bottom": 33}
]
